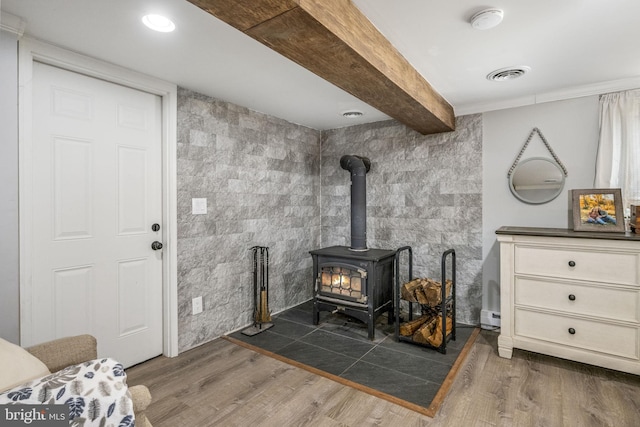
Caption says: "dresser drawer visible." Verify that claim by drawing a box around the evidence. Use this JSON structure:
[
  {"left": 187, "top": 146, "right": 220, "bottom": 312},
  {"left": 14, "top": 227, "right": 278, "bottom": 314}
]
[
  {"left": 514, "top": 277, "right": 640, "bottom": 322},
  {"left": 515, "top": 246, "right": 639, "bottom": 285},
  {"left": 514, "top": 308, "right": 639, "bottom": 360}
]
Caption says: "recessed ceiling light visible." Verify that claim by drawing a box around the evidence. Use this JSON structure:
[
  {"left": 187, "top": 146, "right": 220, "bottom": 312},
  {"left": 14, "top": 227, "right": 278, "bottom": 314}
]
[
  {"left": 142, "top": 14, "right": 175, "bottom": 33},
  {"left": 487, "top": 66, "right": 531, "bottom": 81},
  {"left": 342, "top": 110, "right": 364, "bottom": 118},
  {"left": 470, "top": 9, "right": 504, "bottom": 30}
]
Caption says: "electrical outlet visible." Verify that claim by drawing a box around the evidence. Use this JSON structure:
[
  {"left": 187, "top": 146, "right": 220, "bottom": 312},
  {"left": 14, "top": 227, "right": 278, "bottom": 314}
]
[{"left": 192, "top": 296, "right": 203, "bottom": 315}]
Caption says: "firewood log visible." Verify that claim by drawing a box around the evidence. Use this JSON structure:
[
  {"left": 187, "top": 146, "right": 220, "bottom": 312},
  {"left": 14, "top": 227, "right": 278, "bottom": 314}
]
[
  {"left": 399, "top": 315, "right": 429, "bottom": 336},
  {"left": 412, "top": 316, "right": 437, "bottom": 344},
  {"left": 400, "top": 278, "right": 422, "bottom": 302},
  {"left": 414, "top": 285, "right": 430, "bottom": 305},
  {"left": 420, "top": 280, "right": 439, "bottom": 306},
  {"left": 402, "top": 277, "right": 453, "bottom": 306},
  {"left": 422, "top": 279, "right": 452, "bottom": 307},
  {"left": 425, "top": 315, "right": 453, "bottom": 347}
]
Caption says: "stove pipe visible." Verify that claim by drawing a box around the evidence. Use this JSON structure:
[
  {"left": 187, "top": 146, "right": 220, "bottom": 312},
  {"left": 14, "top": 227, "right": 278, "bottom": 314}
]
[{"left": 340, "top": 155, "right": 371, "bottom": 251}]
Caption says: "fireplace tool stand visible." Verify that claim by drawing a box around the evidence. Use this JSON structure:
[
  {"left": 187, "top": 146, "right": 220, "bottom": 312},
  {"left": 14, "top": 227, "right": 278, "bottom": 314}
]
[{"left": 242, "top": 246, "right": 274, "bottom": 336}]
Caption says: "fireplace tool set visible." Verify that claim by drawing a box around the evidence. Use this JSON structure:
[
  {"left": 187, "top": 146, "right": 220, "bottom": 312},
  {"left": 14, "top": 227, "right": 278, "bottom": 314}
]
[{"left": 242, "top": 246, "right": 273, "bottom": 336}]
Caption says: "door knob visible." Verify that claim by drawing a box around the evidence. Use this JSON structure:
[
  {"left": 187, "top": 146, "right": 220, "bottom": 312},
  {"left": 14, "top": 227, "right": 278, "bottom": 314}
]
[{"left": 151, "top": 241, "right": 163, "bottom": 250}]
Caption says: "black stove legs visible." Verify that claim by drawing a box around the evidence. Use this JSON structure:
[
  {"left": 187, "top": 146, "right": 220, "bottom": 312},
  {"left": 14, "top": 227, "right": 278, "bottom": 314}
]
[{"left": 312, "top": 297, "right": 393, "bottom": 340}]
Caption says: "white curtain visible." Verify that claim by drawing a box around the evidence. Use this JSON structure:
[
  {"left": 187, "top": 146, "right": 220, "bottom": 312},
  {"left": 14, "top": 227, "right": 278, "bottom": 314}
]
[{"left": 594, "top": 89, "right": 640, "bottom": 209}]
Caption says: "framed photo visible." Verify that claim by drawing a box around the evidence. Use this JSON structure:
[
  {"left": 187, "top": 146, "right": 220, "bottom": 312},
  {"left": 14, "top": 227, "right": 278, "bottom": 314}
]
[{"left": 571, "top": 188, "right": 624, "bottom": 232}]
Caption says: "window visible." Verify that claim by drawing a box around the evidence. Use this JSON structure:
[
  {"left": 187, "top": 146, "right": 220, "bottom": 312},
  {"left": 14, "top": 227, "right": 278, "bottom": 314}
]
[{"left": 594, "top": 89, "right": 640, "bottom": 211}]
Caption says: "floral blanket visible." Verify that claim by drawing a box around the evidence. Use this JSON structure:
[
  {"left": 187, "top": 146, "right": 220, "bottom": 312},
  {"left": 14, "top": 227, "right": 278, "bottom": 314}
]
[{"left": 0, "top": 357, "right": 135, "bottom": 426}]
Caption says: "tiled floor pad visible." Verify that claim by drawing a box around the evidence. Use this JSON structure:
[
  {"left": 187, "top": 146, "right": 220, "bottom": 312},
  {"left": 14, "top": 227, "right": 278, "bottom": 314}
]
[{"left": 227, "top": 300, "right": 479, "bottom": 416}]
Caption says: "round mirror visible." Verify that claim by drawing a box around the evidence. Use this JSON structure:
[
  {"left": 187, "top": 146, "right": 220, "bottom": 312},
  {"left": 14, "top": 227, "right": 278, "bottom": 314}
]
[{"left": 509, "top": 157, "right": 565, "bottom": 204}]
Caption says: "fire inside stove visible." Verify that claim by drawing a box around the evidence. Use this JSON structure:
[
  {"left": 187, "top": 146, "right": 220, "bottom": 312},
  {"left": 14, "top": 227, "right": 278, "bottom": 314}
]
[{"left": 320, "top": 266, "right": 366, "bottom": 302}]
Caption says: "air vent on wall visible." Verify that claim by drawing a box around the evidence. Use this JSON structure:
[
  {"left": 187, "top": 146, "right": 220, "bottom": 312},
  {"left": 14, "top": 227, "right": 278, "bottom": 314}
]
[{"left": 487, "top": 66, "right": 531, "bottom": 81}]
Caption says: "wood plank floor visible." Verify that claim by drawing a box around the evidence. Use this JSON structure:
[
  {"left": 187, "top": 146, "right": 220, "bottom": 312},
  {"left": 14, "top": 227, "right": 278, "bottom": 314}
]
[{"left": 126, "top": 331, "right": 640, "bottom": 426}]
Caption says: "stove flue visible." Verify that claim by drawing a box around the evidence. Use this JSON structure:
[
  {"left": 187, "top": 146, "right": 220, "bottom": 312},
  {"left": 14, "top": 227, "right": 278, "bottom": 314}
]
[{"left": 340, "top": 155, "right": 370, "bottom": 251}]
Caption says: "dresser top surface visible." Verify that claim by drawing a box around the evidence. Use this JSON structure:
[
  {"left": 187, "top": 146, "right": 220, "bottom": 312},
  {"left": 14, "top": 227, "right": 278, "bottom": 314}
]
[{"left": 496, "top": 226, "right": 640, "bottom": 241}]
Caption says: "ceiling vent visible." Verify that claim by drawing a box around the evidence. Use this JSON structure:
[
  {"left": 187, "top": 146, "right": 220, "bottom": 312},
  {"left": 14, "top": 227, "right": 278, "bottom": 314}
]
[
  {"left": 486, "top": 66, "right": 531, "bottom": 81},
  {"left": 342, "top": 110, "right": 364, "bottom": 118}
]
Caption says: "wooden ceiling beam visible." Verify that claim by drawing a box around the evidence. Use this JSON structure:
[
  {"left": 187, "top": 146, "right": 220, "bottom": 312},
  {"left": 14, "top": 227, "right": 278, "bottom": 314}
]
[{"left": 187, "top": 0, "right": 455, "bottom": 134}]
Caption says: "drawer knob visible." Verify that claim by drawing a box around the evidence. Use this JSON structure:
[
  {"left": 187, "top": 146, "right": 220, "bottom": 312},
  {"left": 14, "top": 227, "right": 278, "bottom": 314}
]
[
  {"left": 568, "top": 328, "right": 576, "bottom": 335},
  {"left": 568, "top": 261, "right": 576, "bottom": 267},
  {"left": 568, "top": 294, "right": 576, "bottom": 301}
]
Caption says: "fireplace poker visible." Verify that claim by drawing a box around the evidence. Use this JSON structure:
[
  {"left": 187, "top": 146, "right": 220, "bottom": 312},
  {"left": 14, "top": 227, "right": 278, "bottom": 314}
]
[
  {"left": 242, "top": 246, "right": 273, "bottom": 336},
  {"left": 257, "top": 247, "right": 272, "bottom": 323}
]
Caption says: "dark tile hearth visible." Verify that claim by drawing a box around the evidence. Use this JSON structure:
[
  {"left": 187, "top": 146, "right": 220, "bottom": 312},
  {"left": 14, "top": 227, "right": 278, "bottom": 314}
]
[{"left": 228, "top": 300, "right": 476, "bottom": 410}]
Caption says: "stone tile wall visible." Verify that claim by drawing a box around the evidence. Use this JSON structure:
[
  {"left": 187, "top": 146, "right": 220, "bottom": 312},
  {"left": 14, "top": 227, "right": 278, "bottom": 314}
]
[
  {"left": 177, "top": 88, "right": 321, "bottom": 351},
  {"left": 176, "top": 86, "right": 482, "bottom": 349},
  {"left": 320, "top": 115, "right": 483, "bottom": 325}
]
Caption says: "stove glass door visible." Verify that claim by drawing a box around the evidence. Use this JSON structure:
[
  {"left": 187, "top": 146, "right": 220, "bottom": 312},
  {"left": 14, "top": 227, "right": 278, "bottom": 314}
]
[{"left": 318, "top": 263, "right": 367, "bottom": 303}]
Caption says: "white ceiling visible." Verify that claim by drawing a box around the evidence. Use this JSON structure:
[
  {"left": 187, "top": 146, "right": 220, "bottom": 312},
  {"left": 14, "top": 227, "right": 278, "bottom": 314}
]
[{"left": 2, "top": 0, "right": 640, "bottom": 131}]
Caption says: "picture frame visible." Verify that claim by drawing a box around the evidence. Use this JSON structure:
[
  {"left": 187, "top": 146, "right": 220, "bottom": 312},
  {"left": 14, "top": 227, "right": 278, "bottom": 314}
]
[{"left": 571, "top": 188, "right": 625, "bottom": 232}]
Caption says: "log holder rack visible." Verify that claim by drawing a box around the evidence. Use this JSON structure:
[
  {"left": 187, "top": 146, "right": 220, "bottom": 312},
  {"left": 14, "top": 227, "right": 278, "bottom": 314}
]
[{"left": 394, "top": 246, "right": 456, "bottom": 354}]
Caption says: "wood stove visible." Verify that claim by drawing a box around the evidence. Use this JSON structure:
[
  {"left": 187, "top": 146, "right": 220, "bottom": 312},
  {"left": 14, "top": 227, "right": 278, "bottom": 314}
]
[
  {"left": 311, "top": 246, "right": 396, "bottom": 340},
  {"left": 311, "top": 155, "right": 395, "bottom": 340}
]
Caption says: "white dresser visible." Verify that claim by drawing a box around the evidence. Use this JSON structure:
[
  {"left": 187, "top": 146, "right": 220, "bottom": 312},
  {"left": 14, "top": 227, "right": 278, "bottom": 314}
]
[{"left": 496, "top": 226, "right": 640, "bottom": 375}]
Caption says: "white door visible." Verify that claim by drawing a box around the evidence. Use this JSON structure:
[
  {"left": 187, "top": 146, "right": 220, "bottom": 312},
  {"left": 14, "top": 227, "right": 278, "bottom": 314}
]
[{"left": 27, "top": 61, "right": 163, "bottom": 367}]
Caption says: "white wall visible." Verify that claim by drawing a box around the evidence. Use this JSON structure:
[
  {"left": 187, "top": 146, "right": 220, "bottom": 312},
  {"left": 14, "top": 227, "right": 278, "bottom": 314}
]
[
  {"left": 0, "top": 29, "right": 20, "bottom": 343},
  {"left": 482, "top": 96, "right": 600, "bottom": 314}
]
